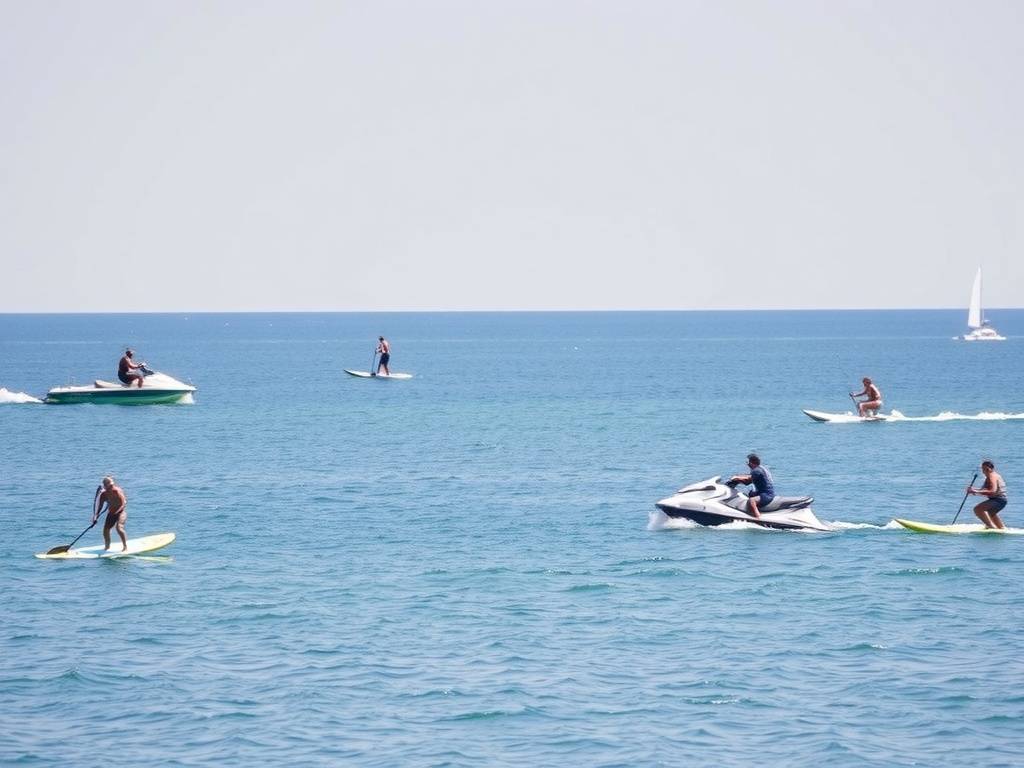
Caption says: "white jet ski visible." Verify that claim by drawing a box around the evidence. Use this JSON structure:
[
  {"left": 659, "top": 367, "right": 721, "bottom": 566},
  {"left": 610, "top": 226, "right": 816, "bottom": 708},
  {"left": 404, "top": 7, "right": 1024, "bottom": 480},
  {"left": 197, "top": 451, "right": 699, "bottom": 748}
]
[
  {"left": 46, "top": 365, "right": 195, "bottom": 405},
  {"left": 655, "top": 476, "right": 831, "bottom": 531}
]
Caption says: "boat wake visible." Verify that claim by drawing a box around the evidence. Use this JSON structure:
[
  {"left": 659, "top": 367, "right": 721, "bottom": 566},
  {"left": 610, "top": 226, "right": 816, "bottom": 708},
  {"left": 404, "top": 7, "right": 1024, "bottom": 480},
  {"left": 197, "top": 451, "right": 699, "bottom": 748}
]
[
  {"left": 0, "top": 388, "right": 43, "bottom": 404},
  {"left": 648, "top": 512, "right": 1023, "bottom": 533},
  {"left": 821, "top": 409, "right": 1024, "bottom": 424}
]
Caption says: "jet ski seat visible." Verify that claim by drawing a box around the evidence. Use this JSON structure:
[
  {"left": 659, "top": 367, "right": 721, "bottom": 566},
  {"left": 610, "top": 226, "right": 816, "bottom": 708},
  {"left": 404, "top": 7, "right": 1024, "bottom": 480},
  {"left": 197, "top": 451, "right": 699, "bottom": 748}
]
[{"left": 757, "top": 495, "right": 814, "bottom": 512}]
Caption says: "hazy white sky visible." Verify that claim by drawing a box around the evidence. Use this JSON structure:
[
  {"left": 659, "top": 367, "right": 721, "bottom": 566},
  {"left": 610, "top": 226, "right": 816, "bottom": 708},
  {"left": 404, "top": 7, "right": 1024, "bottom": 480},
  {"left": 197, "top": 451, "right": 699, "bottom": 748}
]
[{"left": 1, "top": 1, "right": 1021, "bottom": 311}]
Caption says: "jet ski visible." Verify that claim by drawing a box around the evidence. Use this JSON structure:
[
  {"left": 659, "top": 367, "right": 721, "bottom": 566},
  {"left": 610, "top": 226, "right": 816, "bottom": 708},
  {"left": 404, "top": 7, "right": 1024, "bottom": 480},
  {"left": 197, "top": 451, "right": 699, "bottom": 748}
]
[
  {"left": 45, "top": 365, "right": 196, "bottom": 405},
  {"left": 655, "top": 476, "right": 831, "bottom": 531}
]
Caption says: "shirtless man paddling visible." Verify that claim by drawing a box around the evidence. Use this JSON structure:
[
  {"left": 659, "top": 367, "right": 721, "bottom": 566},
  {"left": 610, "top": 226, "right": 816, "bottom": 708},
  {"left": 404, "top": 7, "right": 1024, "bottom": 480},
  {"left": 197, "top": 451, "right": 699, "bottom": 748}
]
[
  {"left": 968, "top": 460, "right": 1008, "bottom": 530},
  {"left": 93, "top": 476, "right": 128, "bottom": 552},
  {"left": 850, "top": 377, "right": 883, "bottom": 417},
  {"left": 375, "top": 336, "right": 391, "bottom": 376}
]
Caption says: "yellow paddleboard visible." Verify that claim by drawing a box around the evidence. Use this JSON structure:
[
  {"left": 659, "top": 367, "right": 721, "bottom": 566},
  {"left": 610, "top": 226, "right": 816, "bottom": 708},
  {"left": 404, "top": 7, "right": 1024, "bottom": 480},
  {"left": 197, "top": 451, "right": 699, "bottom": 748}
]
[
  {"left": 895, "top": 519, "right": 1005, "bottom": 534},
  {"left": 35, "top": 532, "right": 176, "bottom": 559}
]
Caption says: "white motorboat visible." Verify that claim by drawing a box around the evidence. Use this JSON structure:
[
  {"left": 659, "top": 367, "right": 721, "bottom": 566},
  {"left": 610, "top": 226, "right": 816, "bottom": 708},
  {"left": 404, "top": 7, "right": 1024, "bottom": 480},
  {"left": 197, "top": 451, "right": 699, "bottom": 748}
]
[
  {"left": 46, "top": 367, "right": 195, "bottom": 404},
  {"left": 957, "top": 267, "right": 1005, "bottom": 341},
  {"left": 655, "top": 476, "right": 831, "bottom": 531}
]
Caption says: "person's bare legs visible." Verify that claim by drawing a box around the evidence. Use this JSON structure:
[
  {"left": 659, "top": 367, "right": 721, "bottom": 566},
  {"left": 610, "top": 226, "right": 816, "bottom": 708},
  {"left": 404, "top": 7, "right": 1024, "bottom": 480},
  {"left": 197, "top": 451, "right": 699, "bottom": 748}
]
[
  {"left": 115, "top": 518, "right": 128, "bottom": 551},
  {"left": 975, "top": 502, "right": 1005, "bottom": 530},
  {"left": 748, "top": 496, "right": 761, "bottom": 519},
  {"left": 103, "top": 520, "right": 113, "bottom": 550},
  {"left": 859, "top": 400, "right": 880, "bottom": 417}
]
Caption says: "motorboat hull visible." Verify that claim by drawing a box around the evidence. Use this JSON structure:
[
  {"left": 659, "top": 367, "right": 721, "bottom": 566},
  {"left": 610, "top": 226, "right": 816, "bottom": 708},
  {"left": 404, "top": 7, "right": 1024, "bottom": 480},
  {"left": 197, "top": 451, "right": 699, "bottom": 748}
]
[{"left": 45, "top": 388, "right": 193, "bottom": 405}]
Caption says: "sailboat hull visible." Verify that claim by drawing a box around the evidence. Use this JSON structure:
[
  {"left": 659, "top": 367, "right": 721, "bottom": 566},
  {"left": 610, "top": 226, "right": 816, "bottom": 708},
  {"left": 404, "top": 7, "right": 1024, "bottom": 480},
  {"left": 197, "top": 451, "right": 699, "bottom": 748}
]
[{"left": 958, "top": 328, "right": 1007, "bottom": 341}]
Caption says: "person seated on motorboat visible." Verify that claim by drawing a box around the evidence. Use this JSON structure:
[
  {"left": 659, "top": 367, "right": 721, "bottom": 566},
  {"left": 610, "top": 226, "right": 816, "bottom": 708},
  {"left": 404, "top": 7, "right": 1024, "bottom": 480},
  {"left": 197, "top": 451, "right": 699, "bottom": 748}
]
[
  {"left": 729, "top": 453, "right": 774, "bottom": 519},
  {"left": 850, "top": 377, "right": 882, "bottom": 417},
  {"left": 118, "top": 349, "right": 145, "bottom": 388},
  {"left": 968, "top": 460, "right": 1008, "bottom": 530}
]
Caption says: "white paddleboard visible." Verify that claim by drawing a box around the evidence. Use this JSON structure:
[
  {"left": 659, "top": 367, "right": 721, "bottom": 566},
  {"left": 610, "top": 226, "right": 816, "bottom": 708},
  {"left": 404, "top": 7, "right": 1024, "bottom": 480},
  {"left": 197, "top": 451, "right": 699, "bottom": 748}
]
[
  {"left": 35, "top": 532, "right": 176, "bottom": 559},
  {"left": 803, "top": 409, "right": 888, "bottom": 423},
  {"left": 344, "top": 370, "right": 413, "bottom": 380}
]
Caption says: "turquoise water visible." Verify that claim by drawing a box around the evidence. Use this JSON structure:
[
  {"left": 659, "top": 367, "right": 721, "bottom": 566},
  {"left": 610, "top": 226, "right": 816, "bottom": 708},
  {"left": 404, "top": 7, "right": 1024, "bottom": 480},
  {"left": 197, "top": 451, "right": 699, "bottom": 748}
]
[{"left": 2, "top": 311, "right": 1023, "bottom": 766}]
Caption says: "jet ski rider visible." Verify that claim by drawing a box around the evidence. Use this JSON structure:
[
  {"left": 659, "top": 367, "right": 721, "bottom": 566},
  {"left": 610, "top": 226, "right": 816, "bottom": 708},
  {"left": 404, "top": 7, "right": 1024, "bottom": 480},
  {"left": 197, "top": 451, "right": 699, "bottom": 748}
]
[
  {"left": 729, "top": 453, "right": 774, "bottom": 519},
  {"left": 118, "top": 349, "right": 145, "bottom": 388}
]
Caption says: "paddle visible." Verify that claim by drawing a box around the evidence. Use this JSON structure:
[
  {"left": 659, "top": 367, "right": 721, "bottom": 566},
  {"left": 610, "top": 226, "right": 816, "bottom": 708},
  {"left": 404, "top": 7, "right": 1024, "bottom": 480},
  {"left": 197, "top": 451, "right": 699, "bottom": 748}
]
[
  {"left": 370, "top": 349, "right": 378, "bottom": 377},
  {"left": 848, "top": 392, "right": 858, "bottom": 414},
  {"left": 950, "top": 473, "right": 979, "bottom": 525},
  {"left": 46, "top": 486, "right": 102, "bottom": 555}
]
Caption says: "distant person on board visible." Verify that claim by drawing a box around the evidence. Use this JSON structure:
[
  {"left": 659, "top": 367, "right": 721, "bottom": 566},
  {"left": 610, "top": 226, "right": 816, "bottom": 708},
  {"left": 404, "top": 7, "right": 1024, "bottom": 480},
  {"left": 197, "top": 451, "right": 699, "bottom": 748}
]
[
  {"left": 729, "top": 453, "right": 775, "bottom": 519},
  {"left": 118, "top": 349, "right": 145, "bottom": 388},
  {"left": 376, "top": 336, "right": 391, "bottom": 376},
  {"left": 968, "top": 460, "right": 1008, "bottom": 530},
  {"left": 93, "top": 476, "right": 129, "bottom": 552},
  {"left": 850, "top": 377, "right": 883, "bottom": 416}
]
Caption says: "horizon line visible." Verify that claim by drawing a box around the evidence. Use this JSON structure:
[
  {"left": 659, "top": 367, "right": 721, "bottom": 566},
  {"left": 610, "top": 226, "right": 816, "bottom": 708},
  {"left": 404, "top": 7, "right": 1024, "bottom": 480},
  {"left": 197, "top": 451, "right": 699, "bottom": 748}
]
[{"left": 0, "top": 306, "right": 1019, "bottom": 315}]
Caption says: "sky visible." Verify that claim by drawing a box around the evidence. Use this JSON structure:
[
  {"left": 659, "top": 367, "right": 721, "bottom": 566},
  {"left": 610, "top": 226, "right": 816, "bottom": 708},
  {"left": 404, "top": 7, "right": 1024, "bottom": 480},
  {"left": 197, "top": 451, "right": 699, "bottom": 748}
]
[{"left": 1, "top": 1, "right": 1021, "bottom": 312}]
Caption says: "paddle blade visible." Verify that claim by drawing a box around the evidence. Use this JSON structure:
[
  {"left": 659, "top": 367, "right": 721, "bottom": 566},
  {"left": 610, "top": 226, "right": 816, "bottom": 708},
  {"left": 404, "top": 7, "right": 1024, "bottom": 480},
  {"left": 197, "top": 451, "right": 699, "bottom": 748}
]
[{"left": 46, "top": 544, "right": 71, "bottom": 555}]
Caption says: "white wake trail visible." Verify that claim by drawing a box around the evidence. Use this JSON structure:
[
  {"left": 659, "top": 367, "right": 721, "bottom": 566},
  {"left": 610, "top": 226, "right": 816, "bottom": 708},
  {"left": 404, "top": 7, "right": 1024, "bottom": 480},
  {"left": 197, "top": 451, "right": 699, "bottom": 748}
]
[{"left": 0, "top": 388, "right": 43, "bottom": 404}]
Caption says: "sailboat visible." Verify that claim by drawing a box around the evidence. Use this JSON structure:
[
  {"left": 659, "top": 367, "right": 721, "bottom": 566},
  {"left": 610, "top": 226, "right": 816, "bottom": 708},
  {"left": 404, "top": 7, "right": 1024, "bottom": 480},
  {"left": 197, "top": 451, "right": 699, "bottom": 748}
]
[{"left": 957, "top": 267, "right": 1005, "bottom": 341}]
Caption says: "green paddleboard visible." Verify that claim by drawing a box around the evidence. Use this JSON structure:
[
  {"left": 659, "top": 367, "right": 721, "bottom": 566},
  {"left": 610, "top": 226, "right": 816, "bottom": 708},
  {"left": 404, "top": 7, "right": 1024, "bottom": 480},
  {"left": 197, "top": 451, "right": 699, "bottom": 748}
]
[{"left": 895, "top": 519, "right": 1008, "bottom": 534}]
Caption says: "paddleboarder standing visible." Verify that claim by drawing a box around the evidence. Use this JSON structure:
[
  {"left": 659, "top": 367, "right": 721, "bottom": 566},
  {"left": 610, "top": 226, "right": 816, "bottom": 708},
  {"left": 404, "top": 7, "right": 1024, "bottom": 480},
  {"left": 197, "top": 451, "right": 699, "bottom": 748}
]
[
  {"left": 375, "top": 336, "right": 391, "bottom": 376},
  {"left": 93, "top": 476, "right": 129, "bottom": 552},
  {"left": 968, "top": 460, "right": 1008, "bottom": 529},
  {"left": 850, "top": 377, "right": 883, "bottom": 417}
]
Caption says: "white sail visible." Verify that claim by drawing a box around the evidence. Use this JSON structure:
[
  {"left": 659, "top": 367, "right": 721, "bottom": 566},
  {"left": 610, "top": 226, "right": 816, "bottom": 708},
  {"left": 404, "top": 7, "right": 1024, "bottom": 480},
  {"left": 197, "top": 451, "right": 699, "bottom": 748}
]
[{"left": 967, "top": 267, "right": 982, "bottom": 329}]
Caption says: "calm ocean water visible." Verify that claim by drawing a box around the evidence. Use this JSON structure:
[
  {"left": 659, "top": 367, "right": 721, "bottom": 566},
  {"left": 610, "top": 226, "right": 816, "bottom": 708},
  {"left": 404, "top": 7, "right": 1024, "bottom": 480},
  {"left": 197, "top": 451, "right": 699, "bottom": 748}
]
[{"left": 2, "top": 311, "right": 1023, "bottom": 767}]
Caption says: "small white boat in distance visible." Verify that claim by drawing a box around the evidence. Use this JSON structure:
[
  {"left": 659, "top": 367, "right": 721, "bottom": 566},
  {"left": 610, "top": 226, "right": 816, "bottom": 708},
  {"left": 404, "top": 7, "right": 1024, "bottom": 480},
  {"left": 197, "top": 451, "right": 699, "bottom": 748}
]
[{"left": 957, "top": 267, "right": 1005, "bottom": 341}]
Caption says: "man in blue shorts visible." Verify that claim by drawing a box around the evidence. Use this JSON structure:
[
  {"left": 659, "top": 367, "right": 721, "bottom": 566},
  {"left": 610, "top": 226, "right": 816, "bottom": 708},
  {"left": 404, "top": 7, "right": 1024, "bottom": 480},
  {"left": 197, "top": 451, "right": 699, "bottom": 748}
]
[
  {"left": 730, "top": 453, "right": 775, "bottom": 519},
  {"left": 375, "top": 336, "right": 391, "bottom": 376},
  {"left": 968, "top": 459, "right": 1008, "bottom": 529}
]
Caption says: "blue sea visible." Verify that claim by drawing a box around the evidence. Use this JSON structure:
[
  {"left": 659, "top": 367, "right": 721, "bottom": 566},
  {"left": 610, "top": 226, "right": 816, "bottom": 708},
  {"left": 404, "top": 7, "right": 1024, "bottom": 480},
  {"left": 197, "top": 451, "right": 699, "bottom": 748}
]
[{"left": 2, "top": 311, "right": 1023, "bottom": 767}]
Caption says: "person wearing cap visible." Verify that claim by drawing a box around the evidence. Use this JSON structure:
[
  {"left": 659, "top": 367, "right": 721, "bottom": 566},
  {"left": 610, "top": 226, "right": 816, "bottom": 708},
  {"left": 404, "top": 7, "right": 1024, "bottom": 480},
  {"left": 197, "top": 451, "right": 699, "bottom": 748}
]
[
  {"left": 375, "top": 336, "right": 391, "bottom": 376},
  {"left": 92, "top": 476, "right": 128, "bottom": 552},
  {"left": 729, "top": 453, "right": 775, "bottom": 519},
  {"left": 118, "top": 349, "right": 145, "bottom": 388},
  {"left": 968, "top": 460, "right": 1008, "bottom": 529}
]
